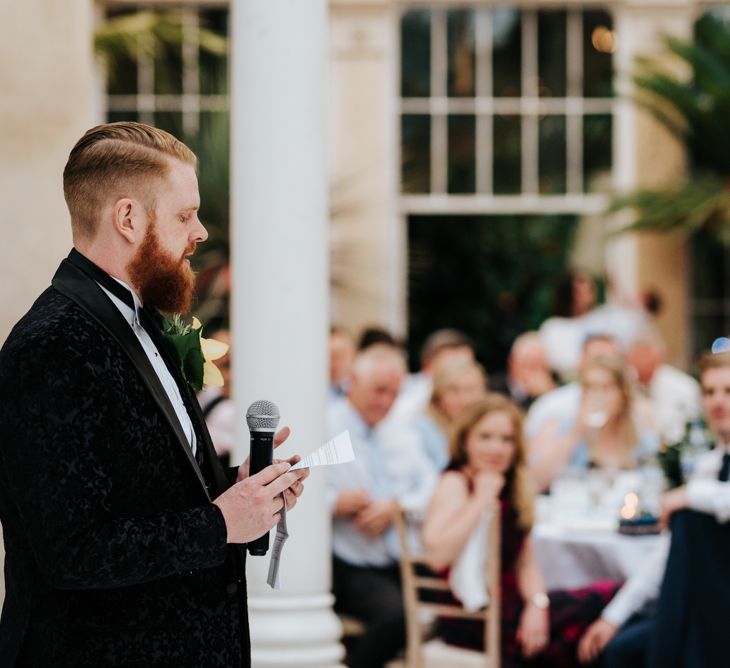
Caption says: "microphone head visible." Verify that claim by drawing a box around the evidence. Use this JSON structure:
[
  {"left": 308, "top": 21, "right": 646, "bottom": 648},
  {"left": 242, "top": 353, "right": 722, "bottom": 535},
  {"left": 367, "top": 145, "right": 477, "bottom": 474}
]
[{"left": 246, "top": 400, "right": 280, "bottom": 430}]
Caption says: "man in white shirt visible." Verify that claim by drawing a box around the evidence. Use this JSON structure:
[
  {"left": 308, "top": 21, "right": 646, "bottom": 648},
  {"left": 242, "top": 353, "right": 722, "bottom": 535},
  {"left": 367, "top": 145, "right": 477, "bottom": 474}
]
[
  {"left": 577, "top": 350, "right": 730, "bottom": 667},
  {"left": 627, "top": 329, "right": 702, "bottom": 442},
  {"left": 329, "top": 344, "right": 436, "bottom": 668}
]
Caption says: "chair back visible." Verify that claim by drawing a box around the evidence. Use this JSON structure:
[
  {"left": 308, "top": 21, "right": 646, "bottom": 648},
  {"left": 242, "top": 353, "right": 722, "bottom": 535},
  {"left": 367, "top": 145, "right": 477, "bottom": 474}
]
[{"left": 393, "top": 504, "right": 501, "bottom": 668}]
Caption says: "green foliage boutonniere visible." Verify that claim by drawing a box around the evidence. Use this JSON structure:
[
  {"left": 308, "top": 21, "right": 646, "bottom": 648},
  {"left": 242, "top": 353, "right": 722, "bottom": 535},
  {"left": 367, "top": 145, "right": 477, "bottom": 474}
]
[{"left": 162, "top": 315, "right": 229, "bottom": 392}]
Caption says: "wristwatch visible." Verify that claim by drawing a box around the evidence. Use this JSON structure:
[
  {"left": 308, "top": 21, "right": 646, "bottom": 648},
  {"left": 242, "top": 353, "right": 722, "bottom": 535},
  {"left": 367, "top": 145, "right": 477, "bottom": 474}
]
[{"left": 530, "top": 592, "right": 550, "bottom": 609}]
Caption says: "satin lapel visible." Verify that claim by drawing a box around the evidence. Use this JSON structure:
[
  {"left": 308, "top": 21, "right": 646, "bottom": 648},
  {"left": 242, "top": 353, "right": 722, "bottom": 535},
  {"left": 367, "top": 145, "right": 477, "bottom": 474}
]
[{"left": 51, "top": 260, "right": 210, "bottom": 499}]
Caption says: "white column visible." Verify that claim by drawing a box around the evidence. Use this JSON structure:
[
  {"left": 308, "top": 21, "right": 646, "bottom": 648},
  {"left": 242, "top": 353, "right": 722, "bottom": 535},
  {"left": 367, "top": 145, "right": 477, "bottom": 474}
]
[{"left": 230, "top": 2, "right": 344, "bottom": 667}]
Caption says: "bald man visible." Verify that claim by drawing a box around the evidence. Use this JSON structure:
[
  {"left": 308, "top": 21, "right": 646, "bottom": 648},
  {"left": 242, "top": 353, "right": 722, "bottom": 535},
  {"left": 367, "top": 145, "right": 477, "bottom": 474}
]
[{"left": 328, "top": 344, "right": 436, "bottom": 668}]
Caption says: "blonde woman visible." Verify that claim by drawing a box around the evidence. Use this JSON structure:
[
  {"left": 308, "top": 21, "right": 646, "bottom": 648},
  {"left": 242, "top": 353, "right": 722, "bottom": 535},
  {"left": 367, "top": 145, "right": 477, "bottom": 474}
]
[
  {"left": 413, "top": 357, "right": 488, "bottom": 472},
  {"left": 529, "top": 355, "right": 659, "bottom": 491},
  {"left": 423, "top": 395, "right": 618, "bottom": 666}
]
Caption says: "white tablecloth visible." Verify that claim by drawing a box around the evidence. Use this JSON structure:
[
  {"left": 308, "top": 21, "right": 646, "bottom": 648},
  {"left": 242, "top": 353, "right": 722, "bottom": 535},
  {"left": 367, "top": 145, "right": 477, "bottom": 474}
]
[{"left": 533, "top": 521, "right": 662, "bottom": 590}]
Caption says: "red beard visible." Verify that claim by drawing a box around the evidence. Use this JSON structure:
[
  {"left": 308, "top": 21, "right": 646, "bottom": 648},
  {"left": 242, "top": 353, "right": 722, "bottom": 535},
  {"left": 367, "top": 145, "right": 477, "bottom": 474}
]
[{"left": 127, "top": 221, "right": 196, "bottom": 315}]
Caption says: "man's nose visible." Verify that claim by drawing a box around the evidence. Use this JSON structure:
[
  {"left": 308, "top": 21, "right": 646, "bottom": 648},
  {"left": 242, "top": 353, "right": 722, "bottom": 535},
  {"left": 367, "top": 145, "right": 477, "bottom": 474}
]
[{"left": 193, "top": 217, "right": 208, "bottom": 242}]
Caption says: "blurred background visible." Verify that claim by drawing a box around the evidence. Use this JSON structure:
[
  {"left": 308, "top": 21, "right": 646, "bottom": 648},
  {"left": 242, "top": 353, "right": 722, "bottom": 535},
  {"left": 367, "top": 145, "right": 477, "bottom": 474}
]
[{"left": 3, "top": 0, "right": 730, "bottom": 375}]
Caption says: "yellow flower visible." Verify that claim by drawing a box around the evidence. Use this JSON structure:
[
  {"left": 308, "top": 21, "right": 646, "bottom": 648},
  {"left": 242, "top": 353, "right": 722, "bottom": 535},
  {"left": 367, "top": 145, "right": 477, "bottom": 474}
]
[{"left": 192, "top": 317, "right": 229, "bottom": 388}]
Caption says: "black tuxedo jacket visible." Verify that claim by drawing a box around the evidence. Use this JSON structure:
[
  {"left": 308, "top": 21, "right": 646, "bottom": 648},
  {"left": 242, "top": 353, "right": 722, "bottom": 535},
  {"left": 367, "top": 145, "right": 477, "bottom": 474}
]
[
  {"left": 0, "top": 255, "right": 250, "bottom": 667},
  {"left": 648, "top": 510, "right": 730, "bottom": 668}
]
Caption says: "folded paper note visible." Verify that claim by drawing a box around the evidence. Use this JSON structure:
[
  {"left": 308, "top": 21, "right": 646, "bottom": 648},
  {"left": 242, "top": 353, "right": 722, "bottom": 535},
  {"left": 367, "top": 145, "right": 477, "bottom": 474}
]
[{"left": 290, "top": 430, "right": 354, "bottom": 470}]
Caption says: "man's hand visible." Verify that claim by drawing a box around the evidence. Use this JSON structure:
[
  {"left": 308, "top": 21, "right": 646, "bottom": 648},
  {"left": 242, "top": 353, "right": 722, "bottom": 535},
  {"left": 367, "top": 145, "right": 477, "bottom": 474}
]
[
  {"left": 334, "top": 489, "right": 371, "bottom": 518},
  {"left": 236, "top": 426, "right": 291, "bottom": 482},
  {"left": 660, "top": 485, "right": 688, "bottom": 528},
  {"left": 213, "top": 461, "right": 307, "bottom": 544},
  {"left": 280, "top": 454, "right": 309, "bottom": 511},
  {"left": 354, "top": 499, "right": 397, "bottom": 539},
  {"left": 577, "top": 618, "right": 618, "bottom": 664}
]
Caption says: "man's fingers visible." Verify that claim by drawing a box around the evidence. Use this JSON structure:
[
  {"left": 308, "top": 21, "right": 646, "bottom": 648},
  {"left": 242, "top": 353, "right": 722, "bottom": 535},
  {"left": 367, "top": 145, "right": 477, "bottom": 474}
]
[
  {"left": 274, "top": 426, "right": 291, "bottom": 448},
  {"left": 266, "top": 470, "right": 302, "bottom": 497},
  {"left": 248, "top": 461, "right": 291, "bottom": 486},
  {"left": 284, "top": 489, "right": 298, "bottom": 510}
]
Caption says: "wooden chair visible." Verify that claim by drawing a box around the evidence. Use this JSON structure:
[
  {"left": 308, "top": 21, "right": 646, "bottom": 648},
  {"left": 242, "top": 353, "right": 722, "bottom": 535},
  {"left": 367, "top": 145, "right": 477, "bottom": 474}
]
[{"left": 393, "top": 505, "right": 501, "bottom": 668}]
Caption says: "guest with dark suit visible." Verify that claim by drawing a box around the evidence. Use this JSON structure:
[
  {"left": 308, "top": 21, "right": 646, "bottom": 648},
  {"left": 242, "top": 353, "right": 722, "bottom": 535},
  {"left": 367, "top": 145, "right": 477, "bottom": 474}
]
[{"left": 0, "top": 122, "right": 309, "bottom": 667}]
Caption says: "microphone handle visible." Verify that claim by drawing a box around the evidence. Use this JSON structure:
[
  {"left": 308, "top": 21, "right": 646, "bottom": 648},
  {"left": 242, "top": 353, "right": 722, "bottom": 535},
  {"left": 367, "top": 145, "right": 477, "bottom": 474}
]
[{"left": 247, "top": 430, "right": 274, "bottom": 556}]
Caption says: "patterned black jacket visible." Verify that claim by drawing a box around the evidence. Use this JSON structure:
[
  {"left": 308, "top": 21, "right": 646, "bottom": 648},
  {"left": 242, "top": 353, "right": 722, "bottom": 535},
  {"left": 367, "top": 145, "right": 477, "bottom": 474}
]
[{"left": 0, "top": 254, "right": 250, "bottom": 667}]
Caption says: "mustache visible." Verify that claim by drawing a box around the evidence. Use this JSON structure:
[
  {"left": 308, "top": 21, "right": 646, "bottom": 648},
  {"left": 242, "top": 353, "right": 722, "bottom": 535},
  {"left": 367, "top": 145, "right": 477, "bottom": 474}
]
[{"left": 183, "top": 243, "right": 197, "bottom": 259}]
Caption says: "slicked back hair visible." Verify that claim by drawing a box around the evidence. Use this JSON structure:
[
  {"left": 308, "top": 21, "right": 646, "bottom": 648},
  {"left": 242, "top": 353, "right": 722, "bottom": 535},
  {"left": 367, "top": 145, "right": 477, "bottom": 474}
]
[{"left": 63, "top": 122, "right": 197, "bottom": 240}]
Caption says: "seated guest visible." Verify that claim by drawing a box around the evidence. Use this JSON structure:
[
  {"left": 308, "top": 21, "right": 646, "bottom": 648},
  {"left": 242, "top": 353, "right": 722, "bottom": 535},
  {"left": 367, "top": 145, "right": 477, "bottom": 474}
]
[
  {"left": 576, "top": 350, "right": 730, "bottom": 667},
  {"left": 525, "top": 334, "right": 621, "bottom": 440},
  {"left": 413, "top": 357, "right": 488, "bottom": 473},
  {"left": 529, "top": 355, "right": 659, "bottom": 492},
  {"left": 356, "top": 325, "right": 399, "bottom": 351},
  {"left": 626, "top": 328, "right": 701, "bottom": 442},
  {"left": 328, "top": 344, "right": 437, "bottom": 668},
  {"left": 389, "top": 328, "right": 475, "bottom": 425},
  {"left": 329, "top": 325, "right": 356, "bottom": 401},
  {"left": 423, "top": 394, "right": 618, "bottom": 667},
  {"left": 491, "top": 332, "right": 558, "bottom": 411}
]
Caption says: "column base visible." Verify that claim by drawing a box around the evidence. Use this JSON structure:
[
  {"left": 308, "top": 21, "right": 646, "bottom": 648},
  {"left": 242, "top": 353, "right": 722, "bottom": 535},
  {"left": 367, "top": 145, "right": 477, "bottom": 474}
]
[{"left": 249, "top": 593, "right": 345, "bottom": 668}]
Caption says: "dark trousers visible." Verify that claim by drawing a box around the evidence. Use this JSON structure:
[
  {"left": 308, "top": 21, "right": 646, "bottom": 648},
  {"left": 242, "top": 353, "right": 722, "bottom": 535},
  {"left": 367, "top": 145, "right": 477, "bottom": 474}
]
[
  {"left": 602, "top": 615, "right": 653, "bottom": 668},
  {"left": 332, "top": 555, "right": 406, "bottom": 668},
  {"left": 647, "top": 510, "right": 730, "bottom": 668}
]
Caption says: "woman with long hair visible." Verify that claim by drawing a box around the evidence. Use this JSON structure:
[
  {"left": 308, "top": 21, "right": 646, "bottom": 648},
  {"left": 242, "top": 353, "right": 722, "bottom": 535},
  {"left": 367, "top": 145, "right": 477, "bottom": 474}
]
[
  {"left": 423, "top": 394, "right": 618, "bottom": 666},
  {"left": 529, "top": 355, "right": 659, "bottom": 492}
]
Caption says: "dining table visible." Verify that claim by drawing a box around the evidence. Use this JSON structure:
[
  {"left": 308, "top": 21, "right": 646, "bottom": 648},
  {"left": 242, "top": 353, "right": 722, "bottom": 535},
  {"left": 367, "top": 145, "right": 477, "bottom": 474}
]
[{"left": 532, "top": 468, "right": 665, "bottom": 590}]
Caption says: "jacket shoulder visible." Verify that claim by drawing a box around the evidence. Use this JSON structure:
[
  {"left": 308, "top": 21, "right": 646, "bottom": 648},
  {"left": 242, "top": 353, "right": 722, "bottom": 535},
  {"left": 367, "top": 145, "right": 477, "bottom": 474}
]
[{"left": 0, "top": 287, "right": 107, "bottom": 375}]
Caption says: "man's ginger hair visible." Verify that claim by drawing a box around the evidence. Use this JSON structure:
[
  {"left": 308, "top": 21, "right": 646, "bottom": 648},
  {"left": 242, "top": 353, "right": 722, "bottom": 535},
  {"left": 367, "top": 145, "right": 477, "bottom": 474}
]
[{"left": 63, "top": 122, "right": 197, "bottom": 241}]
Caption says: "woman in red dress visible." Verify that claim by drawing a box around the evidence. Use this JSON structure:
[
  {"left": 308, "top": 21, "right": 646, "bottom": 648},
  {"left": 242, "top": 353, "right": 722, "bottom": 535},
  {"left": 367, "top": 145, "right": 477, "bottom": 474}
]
[{"left": 423, "top": 394, "right": 617, "bottom": 667}]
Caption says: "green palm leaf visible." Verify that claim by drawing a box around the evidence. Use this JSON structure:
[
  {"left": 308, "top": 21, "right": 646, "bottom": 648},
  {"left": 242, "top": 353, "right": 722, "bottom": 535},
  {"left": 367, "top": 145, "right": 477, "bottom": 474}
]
[{"left": 614, "top": 15, "right": 730, "bottom": 243}]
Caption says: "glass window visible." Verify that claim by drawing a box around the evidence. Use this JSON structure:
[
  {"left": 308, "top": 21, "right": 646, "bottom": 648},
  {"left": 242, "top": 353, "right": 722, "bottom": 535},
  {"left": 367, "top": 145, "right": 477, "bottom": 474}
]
[
  {"left": 447, "top": 10, "right": 476, "bottom": 98},
  {"left": 402, "top": 115, "right": 431, "bottom": 193},
  {"left": 584, "top": 114, "right": 612, "bottom": 192},
  {"left": 401, "top": 9, "right": 431, "bottom": 98},
  {"left": 583, "top": 10, "right": 615, "bottom": 98},
  {"left": 539, "top": 115, "right": 567, "bottom": 194},
  {"left": 494, "top": 115, "right": 522, "bottom": 194},
  {"left": 104, "top": 7, "right": 229, "bottom": 140},
  {"left": 448, "top": 115, "right": 476, "bottom": 193},
  {"left": 399, "top": 6, "right": 615, "bottom": 200},
  {"left": 492, "top": 9, "right": 522, "bottom": 98},
  {"left": 538, "top": 10, "right": 567, "bottom": 98}
]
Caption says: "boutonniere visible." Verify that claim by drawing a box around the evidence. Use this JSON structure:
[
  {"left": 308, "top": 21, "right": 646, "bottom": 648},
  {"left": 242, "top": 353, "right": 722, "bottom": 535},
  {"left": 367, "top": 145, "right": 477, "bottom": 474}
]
[{"left": 162, "top": 315, "right": 229, "bottom": 391}]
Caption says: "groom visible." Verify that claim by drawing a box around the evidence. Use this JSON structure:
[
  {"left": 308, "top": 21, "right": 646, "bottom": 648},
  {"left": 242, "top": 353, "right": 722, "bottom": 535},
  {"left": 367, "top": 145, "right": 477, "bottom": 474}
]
[{"left": 0, "top": 122, "right": 308, "bottom": 667}]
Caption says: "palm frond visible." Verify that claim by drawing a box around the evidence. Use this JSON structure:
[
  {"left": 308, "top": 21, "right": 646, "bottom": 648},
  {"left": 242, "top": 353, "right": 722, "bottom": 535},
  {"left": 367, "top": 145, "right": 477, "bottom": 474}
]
[{"left": 94, "top": 10, "right": 226, "bottom": 73}]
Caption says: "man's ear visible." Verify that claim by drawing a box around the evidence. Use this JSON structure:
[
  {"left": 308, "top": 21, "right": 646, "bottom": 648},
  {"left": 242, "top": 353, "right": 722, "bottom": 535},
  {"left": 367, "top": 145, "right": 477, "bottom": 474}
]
[{"left": 112, "top": 197, "right": 144, "bottom": 244}]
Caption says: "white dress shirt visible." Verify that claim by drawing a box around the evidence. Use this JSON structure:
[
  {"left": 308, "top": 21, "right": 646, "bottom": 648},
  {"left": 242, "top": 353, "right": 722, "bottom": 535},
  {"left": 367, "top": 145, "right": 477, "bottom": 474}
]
[
  {"left": 648, "top": 365, "right": 702, "bottom": 443},
  {"left": 99, "top": 280, "right": 198, "bottom": 457},
  {"left": 601, "top": 443, "right": 730, "bottom": 627},
  {"left": 328, "top": 398, "right": 437, "bottom": 567}
]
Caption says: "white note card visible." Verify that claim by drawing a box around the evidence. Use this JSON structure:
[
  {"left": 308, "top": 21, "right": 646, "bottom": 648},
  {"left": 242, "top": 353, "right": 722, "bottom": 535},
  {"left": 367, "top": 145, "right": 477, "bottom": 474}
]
[{"left": 290, "top": 431, "right": 354, "bottom": 470}]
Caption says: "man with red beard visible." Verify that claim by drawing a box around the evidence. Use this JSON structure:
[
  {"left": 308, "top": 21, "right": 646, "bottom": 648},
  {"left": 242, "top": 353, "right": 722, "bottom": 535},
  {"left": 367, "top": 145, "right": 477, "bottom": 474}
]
[{"left": 0, "top": 122, "right": 308, "bottom": 667}]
